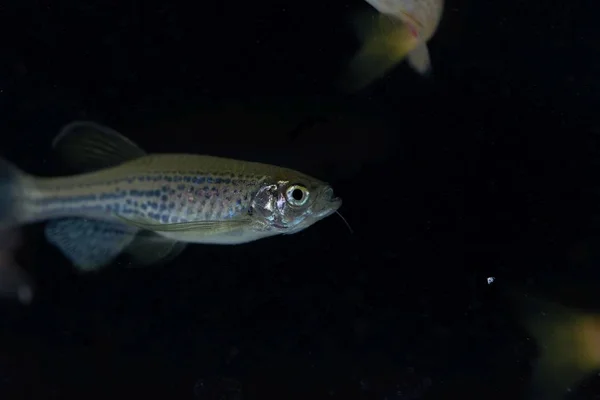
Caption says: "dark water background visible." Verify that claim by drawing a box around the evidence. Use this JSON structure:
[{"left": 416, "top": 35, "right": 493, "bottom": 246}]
[{"left": 0, "top": 0, "right": 599, "bottom": 398}]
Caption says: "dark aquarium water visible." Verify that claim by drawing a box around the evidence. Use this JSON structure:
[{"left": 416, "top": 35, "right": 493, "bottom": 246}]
[{"left": 0, "top": 0, "right": 599, "bottom": 399}]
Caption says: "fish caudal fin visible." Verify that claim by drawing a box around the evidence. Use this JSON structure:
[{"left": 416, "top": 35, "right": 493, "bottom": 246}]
[
  {"left": 0, "top": 158, "right": 39, "bottom": 304},
  {"left": 508, "top": 289, "right": 600, "bottom": 399},
  {"left": 0, "top": 157, "right": 33, "bottom": 229},
  {"left": 337, "top": 12, "right": 416, "bottom": 93}
]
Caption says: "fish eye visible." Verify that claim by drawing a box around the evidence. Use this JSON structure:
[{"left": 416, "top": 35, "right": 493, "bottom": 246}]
[{"left": 286, "top": 185, "right": 309, "bottom": 206}]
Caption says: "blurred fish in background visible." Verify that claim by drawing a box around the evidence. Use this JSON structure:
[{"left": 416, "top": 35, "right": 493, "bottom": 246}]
[
  {"left": 338, "top": 0, "right": 444, "bottom": 92},
  {"left": 507, "top": 286, "right": 600, "bottom": 400}
]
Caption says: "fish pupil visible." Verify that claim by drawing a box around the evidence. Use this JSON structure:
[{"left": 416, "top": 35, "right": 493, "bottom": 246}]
[{"left": 292, "top": 189, "right": 303, "bottom": 201}]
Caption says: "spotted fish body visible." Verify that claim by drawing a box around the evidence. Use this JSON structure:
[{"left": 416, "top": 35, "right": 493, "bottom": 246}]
[
  {"left": 26, "top": 155, "right": 277, "bottom": 243},
  {"left": 2, "top": 121, "right": 342, "bottom": 271}
]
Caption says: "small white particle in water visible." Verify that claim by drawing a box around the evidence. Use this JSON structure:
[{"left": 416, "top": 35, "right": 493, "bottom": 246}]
[{"left": 487, "top": 277, "right": 495, "bottom": 285}]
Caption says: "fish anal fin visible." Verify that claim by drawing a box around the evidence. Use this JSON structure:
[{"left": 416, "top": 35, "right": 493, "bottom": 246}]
[{"left": 45, "top": 218, "right": 139, "bottom": 271}]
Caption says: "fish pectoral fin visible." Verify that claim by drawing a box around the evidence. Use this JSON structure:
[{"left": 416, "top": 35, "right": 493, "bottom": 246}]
[
  {"left": 407, "top": 42, "right": 432, "bottom": 76},
  {"left": 45, "top": 218, "right": 139, "bottom": 271},
  {"left": 52, "top": 120, "right": 147, "bottom": 173},
  {"left": 116, "top": 215, "right": 253, "bottom": 234},
  {"left": 125, "top": 231, "right": 187, "bottom": 267}
]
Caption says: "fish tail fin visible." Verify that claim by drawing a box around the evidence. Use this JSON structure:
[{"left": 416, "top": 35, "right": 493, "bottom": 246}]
[
  {"left": 507, "top": 288, "right": 600, "bottom": 399},
  {"left": 0, "top": 159, "right": 35, "bottom": 304},
  {"left": 0, "top": 157, "right": 33, "bottom": 229},
  {"left": 337, "top": 12, "right": 416, "bottom": 93}
]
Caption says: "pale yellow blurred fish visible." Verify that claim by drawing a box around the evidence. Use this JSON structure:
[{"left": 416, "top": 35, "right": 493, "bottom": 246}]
[
  {"left": 508, "top": 288, "right": 600, "bottom": 399},
  {"left": 339, "top": 0, "right": 444, "bottom": 92},
  {"left": 0, "top": 121, "right": 342, "bottom": 299}
]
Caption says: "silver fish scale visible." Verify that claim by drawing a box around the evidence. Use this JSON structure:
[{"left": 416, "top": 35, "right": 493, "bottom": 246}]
[{"left": 126, "top": 171, "right": 261, "bottom": 224}]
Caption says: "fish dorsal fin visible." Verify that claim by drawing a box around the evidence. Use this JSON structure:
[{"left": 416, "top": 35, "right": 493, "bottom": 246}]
[
  {"left": 125, "top": 232, "right": 187, "bottom": 266},
  {"left": 53, "top": 120, "right": 147, "bottom": 173}
]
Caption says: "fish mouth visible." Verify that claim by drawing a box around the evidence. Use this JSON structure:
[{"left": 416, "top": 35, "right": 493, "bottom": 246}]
[
  {"left": 321, "top": 201, "right": 342, "bottom": 219},
  {"left": 329, "top": 196, "right": 342, "bottom": 210},
  {"left": 322, "top": 187, "right": 336, "bottom": 200},
  {"left": 316, "top": 187, "right": 342, "bottom": 218}
]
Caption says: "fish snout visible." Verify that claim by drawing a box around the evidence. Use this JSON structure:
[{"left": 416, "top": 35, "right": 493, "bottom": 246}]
[{"left": 316, "top": 187, "right": 342, "bottom": 218}]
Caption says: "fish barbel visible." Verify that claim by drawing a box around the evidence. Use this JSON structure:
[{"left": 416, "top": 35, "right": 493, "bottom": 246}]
[
  {"left": 0, "top": 121, "right": 342, "bottom": 274},
  {"left": 339, "top": 0, "right": 444, "bottom": 92}
]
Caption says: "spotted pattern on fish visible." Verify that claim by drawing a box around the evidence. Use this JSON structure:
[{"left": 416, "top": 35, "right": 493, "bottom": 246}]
[{"left": 24, "top": 172, "right": 262, "bottom": 225}]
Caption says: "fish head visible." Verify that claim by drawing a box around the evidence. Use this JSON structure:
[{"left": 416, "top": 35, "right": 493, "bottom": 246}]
[{"left": 250, "top": 171, "right": 342, "bottom": 235}]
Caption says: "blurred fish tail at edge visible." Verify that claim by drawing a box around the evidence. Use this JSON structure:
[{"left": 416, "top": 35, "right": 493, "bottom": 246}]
[
  {"left": 506, "top": 287, "right": 600, "bottom": 400},
  {"left": 0, "top": 159, "right": 34, "bottom": 304},
  {"left": 0, "top": 158, "right": 31, "bottom": 228},
  {"left": 338, "top": 0, "right": 444, "bottom": 93},
  {"left": 338, "top": 14, "right": 417, "bottom": 93}
]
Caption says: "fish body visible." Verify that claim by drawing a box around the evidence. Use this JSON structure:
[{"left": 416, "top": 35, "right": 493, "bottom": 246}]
[
  {"left": 338, "top": 0, "right": 444, "bottom": 92},
  {"left": 1, "top": 121, "right": 342, "bottom": 273},
  {"left": 19, "top": 154, "right": 335, "bottom": 244},
  {"left": 508, "top": 288, "right": 600, "bottom": 399}
]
